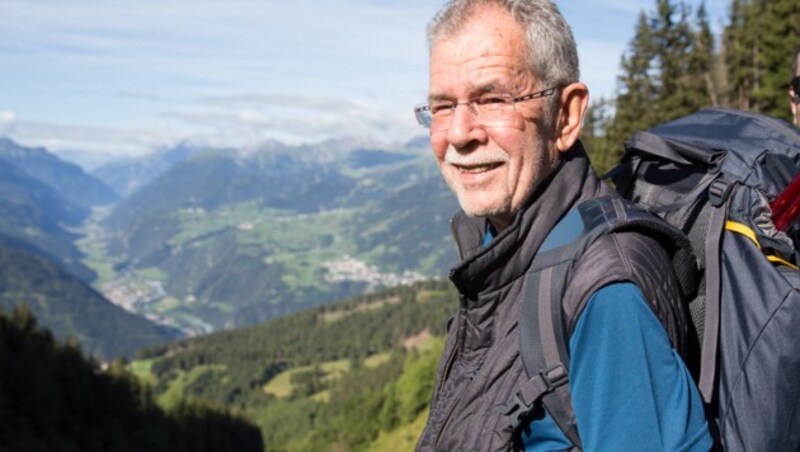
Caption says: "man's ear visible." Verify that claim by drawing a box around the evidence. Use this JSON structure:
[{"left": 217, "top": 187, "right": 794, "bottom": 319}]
[{"left": 555, "top": 82, "right": 589, "bottom": 152}]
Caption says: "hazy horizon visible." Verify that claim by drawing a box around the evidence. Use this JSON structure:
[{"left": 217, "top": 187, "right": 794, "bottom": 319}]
[{"left": 0, "top": 0, "right": 728, "bottom": 160}]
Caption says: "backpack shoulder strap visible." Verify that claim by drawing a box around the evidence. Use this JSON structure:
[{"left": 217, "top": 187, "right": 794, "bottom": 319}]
[{"left": 503, "top": 196, "right": 693, "bottom": 449}]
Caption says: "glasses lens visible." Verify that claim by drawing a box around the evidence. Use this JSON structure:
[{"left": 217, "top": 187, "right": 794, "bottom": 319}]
[
  {"left": 473, "top": 95, "right": 516, "bottom": 127},
  {"left": 419, "top": 98, "right": 517, "bottom": 132},
  {"left": 414, "top": 106, "right": 432, "bottom": 128}
]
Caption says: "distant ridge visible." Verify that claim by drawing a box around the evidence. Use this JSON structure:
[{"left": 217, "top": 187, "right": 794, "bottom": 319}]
[
  {"left": 96, "top": 139, "right": 457, "bottom": 332},
  {"left": 0, "top": 157, "right": 95, "bottom": 281},
  {"left": 0, "top": 137, "right": 118, "bottom": 207},
  {"left": 0, "top": 137, "right": 120, "bottom": 282},
  {"left": 91, "top": 142, "right": 219, "bottom": 197},
  {"left": 0, "top": 243, "right": 181, "bottom": 360}
]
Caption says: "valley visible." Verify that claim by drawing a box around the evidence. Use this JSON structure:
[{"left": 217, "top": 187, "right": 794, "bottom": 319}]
[
  {"left": 0, "top": 134, "right": 459, "bottom": 359},
  {"left": 67, "top": 139, "right": 457, "bottom": 336},
  {"left": 0, "top": 134, "right": 463, "bottom": 449},
  {"left": 78, "top": 201, "right": 435, "bottom": 336}
]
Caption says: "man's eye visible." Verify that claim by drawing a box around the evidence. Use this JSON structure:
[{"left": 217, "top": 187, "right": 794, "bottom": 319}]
[
  {"left": 476, "top": 96, "right": 509, "bottom": 106},
  {"left": 430, "top": 103, "right": 455, "bottom": 115}
]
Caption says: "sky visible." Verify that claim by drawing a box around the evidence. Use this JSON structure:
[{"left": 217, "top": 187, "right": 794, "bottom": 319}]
[{"left": 0, "top": 0, "right": 729, "bottom": 163}]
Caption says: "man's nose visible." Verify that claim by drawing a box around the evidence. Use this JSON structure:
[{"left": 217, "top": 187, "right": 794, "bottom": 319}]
[{"left": 446, "top": 103, "right": 484, "bottom": 148}]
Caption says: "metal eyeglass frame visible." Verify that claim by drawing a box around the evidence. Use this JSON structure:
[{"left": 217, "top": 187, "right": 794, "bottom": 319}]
[{"left": 413, "top": 85, "right": 561, "bottom": 129}]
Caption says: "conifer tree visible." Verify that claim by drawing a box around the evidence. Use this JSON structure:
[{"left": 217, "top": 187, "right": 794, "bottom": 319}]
[
  {"left": 600, "top": 0, "right": 722, "bottom": 167},
  {"left": 723, "top": 0, "right": 755, "bottom": 110},
  {"left": 688, "top": 2, "right": 718, "bottom": 106},
  {"left": 606, "top": 11, "right": 659, "bottom": 162},
  {"left": 723, "top": 0, "right": 799, "bottom": 120},
  {"left": 582, "top": 97, "right": 615, "bottom": 174},
  {"left": 757, "top": 0, "right": 800, "bottom": 120},
  {"left": 652, "top": 0, "right": 696, "bottom": 121}
]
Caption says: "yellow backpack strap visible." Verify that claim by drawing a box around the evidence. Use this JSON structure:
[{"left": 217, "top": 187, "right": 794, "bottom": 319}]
[{"left": 725, "top": 221, "right": 798, "bottom": 270}]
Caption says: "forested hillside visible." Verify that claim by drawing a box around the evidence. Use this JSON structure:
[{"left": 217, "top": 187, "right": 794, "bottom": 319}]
[
  {"left": 0, "top": 137, "right": 118, "bottom": 208},
  {"left": 583, "top": 0, "right": 799, "bottom": 173},
  {"left": 131, "top": 280, "right": 458, "bottom": 450},
  {"left": 0, "top": 156, "right": 94, "bottom": 282},
  {"left": 0, "top": 244, "right": 180, "bottom": 360},
  {"left": 0, "top": 137, "right": 117, "bottom": 282},
  {"left": 0, "top": 138, "right": 178, "bottom": 361},
  {"left": 0, "top": 306, "right": 263, "bottom": 452}
]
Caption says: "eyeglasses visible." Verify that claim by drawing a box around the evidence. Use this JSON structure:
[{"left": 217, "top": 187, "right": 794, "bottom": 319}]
[{"left": 414, "top": 86, "right": 561, "bottom": 131}]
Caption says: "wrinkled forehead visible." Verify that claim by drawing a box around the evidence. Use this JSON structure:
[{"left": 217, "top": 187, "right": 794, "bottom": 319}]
[{"left": 428, "top": 5, "right": 535, "bottom": 94}]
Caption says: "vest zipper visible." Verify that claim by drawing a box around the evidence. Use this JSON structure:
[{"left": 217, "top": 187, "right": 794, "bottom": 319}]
[
  {"left": 450, "top": 218, "right": 466, "bottom": 261},
  {"left": 441, "top": 326, "right": 459, "bottom": 383},
  {"left": 435, "top": 219, "right": 468, "bottom": 448},
  {"left": 435, "top": 365, "right": 463, "bottom": 450},
  {"left": 435, "top": 306, "right": 463, "bottom": 449},
  {"left": 436, "top": 404, "right": 457, "bottom": 450}
]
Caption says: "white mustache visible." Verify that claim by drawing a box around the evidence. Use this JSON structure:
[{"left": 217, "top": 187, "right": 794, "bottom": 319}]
[{"left": 444, "top": 147, "right": 510, "bottom": 167}]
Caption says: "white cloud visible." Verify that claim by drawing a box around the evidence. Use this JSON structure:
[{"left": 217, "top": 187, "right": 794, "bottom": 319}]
[
  {"left": 198, "top": 93, "right": 366, "bottom": 113},
  {"left": 163, "top": 90, "right": 420, "bottom": 146},
  {"left": 4, "top": 119, "right": 189, "bottom": 157},
  {"left": 0, "top": 110, "right": 16, "bottom": 126},
  {"left": 0, "top": 0, "right": 434, "bottom": 155},
  {"left": 0, "top": 0, "right": 730, "bottom": 157},
  {"left": 587, "top": 0, "right": 645, "bottom": 15}
]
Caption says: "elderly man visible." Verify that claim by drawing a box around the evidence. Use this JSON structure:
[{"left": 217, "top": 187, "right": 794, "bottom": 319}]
[
  {"left": 790, "top": 49, "right": 800, "bottom": 127},
  {"left": 414, "top": 1, "right": 711, "bottom": 450}
]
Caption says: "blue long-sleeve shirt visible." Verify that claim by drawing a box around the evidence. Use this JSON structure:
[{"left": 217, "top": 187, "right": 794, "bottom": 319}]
[{"left": 521, "top": 282, "right": 712, "bottom": 451}]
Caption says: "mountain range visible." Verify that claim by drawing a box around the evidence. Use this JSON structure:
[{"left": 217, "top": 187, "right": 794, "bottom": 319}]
[
  {"left": 83, "top": 137, "right": 459, "bottom": 333},
  {"left": 0, "top": 133, "right": 459, "bottom": 446},
  {"left": 0, "top": 138, "right": 178, "bottom": 359},
  {"left": 0, "top": 243, "right": 180, "bottom": 359},
  {"left": 0, "top": 134, "right": 459, "bottom": 352}
]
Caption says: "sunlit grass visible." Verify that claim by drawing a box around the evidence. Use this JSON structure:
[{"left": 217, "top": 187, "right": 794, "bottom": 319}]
[
  {"left": 263, "top": 359, "right": 351, "bottom": 399},
  {"left": 367, "top": 408, "right": 429, "bottom": 452},
  {"left": 127, "top": 359, "right": 157, "bottom": 386},
  {"left": 364, "top": 353, "right": 392, "bottom": 369},
  {"left": 157, "top": 365, "right": 227, "bottom": 409}
]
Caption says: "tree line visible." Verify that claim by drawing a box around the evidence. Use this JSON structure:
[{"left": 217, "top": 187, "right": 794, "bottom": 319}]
[
  {"left": 0, "top": 305, "right": 263, "bottom": 452},
  {"left": 137, "top": 280, "right": 457, "bottom": 450},
  {"left": 583, "top": 0, "right": 800, "bottom": 173}
]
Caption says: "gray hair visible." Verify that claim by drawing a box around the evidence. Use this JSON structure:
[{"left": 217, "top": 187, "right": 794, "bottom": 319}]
[{"left": 426, "top": 0, "right": 580, "bottom": 88}]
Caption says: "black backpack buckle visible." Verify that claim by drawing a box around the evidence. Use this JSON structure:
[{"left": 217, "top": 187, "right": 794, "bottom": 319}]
[
  {"left": 540, "top": 364, "right": 569, "bottom": 392},
  {"left": 708, "top": 177, "right": 733, "bottom": 207},
  {"left": 501, "top": 364, "right": 570, "bottom": 432}
]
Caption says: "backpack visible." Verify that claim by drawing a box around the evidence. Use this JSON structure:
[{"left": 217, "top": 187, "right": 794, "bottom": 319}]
[
  {"left": 505, "top": 108, "right": 800, "bottom": 451},
  {"left": 501, "top": 195, "right": 696, "bottom": 451}
]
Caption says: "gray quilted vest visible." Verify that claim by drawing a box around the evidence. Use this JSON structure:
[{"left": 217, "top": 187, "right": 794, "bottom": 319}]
[{"left": 416, "top": 144, "right": 691, "bottom": 451}]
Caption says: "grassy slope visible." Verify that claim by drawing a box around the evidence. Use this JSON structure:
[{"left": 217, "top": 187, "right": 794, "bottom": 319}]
[
  {"left": 129, "top": 282, "right": 454, "bottom": 450},
  {"left": 368, "top": 409, "right": 430, "bottom": 452}
]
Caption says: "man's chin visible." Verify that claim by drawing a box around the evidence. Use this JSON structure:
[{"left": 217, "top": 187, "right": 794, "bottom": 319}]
[{"left": 458, "top": 200, "right": 513, "bottom": 220}]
